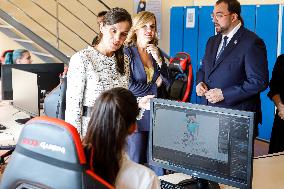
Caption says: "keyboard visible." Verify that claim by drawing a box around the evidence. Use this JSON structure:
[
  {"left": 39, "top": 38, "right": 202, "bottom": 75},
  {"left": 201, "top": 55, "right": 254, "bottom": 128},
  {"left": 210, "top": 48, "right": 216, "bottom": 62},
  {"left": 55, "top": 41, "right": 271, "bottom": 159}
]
[{"left": 160, "top": 179, "right": 185, "bottom": 189}]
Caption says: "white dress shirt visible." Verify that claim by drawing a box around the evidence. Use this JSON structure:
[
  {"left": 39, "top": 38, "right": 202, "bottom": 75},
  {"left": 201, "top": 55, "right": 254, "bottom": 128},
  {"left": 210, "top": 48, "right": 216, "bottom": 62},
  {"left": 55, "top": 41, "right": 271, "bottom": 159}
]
[{"left": 216, "top": 22, "right": 242, "bottom": 58}]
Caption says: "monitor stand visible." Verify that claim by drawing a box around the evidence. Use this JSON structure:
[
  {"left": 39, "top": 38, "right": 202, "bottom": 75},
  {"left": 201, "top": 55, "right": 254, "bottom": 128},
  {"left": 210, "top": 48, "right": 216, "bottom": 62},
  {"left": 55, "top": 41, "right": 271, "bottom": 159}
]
[{"left": 177, "top": 177, "right": 220, "bottom": 189}]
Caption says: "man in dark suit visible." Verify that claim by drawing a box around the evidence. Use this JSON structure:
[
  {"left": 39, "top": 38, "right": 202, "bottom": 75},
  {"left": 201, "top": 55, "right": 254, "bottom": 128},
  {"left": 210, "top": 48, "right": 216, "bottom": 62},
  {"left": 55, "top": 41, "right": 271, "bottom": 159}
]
[{"left": 196, "top": 0, "right": 269, "bottom": 135}]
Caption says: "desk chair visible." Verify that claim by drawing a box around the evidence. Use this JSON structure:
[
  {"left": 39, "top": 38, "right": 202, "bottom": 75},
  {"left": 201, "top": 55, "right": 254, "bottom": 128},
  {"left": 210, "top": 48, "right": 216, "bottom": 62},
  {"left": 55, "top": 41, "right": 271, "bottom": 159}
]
[
  {"left": 168, "top": 52, "right": 192, "bottom": 102},
  {"left": 0, "top": 49, "right": 13, "bottom": 77},
  {"left": 0, "top": 50, "right": 13, "bottom": 64},
  {"left": 0, "top": 116, "right": 114, "bottom": 189}
]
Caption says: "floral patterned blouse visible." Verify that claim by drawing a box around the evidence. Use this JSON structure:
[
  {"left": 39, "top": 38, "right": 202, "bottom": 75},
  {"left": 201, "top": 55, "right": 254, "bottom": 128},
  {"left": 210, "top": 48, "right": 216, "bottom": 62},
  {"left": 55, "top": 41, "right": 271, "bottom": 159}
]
[{"left": 65, "top": 46, "right": 130, "bottom": 136}]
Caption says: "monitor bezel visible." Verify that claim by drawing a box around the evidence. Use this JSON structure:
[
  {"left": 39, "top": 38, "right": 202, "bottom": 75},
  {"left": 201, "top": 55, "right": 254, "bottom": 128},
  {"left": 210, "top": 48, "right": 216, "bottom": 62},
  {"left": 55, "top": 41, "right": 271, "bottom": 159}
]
[
  {"left": 1, "top": 63, "right": 64, "bottom": 100},
  {"left": 12, "top": 68, "right": 40, "bottom": 117},
  {"left": 149, "top": 98, "right": 254, "bottom": 189}
]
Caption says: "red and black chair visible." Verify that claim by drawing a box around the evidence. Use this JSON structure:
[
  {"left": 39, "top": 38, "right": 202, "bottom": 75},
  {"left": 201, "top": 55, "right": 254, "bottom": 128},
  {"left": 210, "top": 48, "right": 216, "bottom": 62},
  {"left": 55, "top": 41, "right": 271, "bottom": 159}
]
[
  {"left": 0, "top": 116, "right": 114, "bottom": 189},
  {"left": 0, "top": 49, "right": 14, "bottom": 78},
  {"left": 0, "top": 49, "right": 13, "bottom": 64},
  {"left": 168, "top": 52, "right": 193, "bottom": 102}
]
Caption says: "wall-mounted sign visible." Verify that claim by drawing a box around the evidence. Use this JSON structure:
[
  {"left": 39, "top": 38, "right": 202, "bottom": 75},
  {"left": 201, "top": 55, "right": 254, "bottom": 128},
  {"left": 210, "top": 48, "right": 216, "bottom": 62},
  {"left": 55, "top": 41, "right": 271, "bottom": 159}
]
[
  {"left": 186, "top": 8, "right": 195, "bottom": 28},
  {"left": 133, "top": 0, "right": 162, "bottom": 38}
]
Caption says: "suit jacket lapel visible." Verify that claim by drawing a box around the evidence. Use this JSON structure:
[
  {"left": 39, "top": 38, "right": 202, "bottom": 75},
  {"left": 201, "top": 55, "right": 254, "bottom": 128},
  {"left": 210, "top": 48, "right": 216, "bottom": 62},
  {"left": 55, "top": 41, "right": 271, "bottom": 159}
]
[
  {"left": 132, "top": 46, "right": 147, "bottom": 79},
  {"left": 212, "top": 27, "right": 245, "bottom": 71}
]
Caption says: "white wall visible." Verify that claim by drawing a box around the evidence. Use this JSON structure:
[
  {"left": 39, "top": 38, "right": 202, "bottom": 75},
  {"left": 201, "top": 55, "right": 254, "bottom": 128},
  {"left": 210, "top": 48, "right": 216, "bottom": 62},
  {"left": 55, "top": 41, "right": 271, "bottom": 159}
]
[
  {"left": 0, "top": 32, "right": 43, "bottom": 64},
  {"left": 1, "top": 0, "right": 284, "bottom": 57},
  {"left": 193, "top": 0, "right": 284, "bottom": 6}
]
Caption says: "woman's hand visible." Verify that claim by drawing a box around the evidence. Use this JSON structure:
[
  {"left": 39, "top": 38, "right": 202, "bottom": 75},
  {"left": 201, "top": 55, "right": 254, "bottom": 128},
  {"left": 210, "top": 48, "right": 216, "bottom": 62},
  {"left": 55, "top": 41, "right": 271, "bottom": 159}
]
[
  {"left": 138, "top": 95, "right": 155, "bottom": 110},
  {"left": 272, "top": 95, "right": 284, "bottom": 120},
  {"left": 155, "top": 76, "right": 163, "bottom": 87},
  {"left": 146, "top": 44, "right": 162, "bottom": 65},
  {"left": 277, "top": 102, "right": 284, "bottom": 120}
]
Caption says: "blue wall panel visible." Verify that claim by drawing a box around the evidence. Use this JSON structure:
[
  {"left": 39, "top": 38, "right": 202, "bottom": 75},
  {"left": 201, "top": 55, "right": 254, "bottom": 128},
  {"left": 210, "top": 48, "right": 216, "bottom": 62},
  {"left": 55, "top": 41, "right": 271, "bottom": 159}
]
[
  {"left": 241, "top": 5, "right": 256, "bottom": 32},
  {"left": 170, "top": 4, "right": 280, "bottom": 141},
  {"left": 281, "top": 5, "right": 284, "bottom": 54},
  {"left": 170, "top": 7, "right": 184, "bottom": 57},
  {"left": 255, "top": 5, "right": 278, "bottom": 141},
  {"left": 196, "top": 6, "right": 214, "bottom": 103},
  {"left": 183, "top": 6, "right": 199, "bottom": 103}
]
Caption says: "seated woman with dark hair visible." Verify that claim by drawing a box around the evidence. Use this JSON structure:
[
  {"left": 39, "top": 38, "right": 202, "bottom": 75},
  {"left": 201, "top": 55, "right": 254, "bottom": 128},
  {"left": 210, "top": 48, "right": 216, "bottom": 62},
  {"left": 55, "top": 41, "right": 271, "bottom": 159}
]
[
  {"left": 83, "top": 87, "right": 160, "bottom": 189},
  {"left": 124, "top": 11, "right": 170, "bottom": 176}
]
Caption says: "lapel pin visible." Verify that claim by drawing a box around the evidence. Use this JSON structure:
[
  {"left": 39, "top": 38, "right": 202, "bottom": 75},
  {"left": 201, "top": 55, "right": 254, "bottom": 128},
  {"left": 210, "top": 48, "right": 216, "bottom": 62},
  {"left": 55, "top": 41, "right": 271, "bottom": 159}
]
[{"left": 234, "top": 40, "right": 238, "bottom": 44}]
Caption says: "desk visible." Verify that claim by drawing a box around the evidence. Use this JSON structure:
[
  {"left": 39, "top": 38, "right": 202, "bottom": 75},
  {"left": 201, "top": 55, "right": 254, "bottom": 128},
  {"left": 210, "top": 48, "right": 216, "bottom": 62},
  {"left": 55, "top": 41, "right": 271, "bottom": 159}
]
[
  {"left": 253, "top": 153, "right": 284, "bottom": 189},
  {"left": 160, "top": 153, "right": 284, "bottom": 189},
  {"left": 0, "top": 101, "right": 30, "bottom": 147}
]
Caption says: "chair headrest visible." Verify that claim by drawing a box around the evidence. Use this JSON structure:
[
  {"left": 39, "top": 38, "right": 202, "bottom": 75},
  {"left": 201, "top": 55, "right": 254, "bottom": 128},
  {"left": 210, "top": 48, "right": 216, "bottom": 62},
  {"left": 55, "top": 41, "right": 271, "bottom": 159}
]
[
  {"left": 0, "top": 50, "right": 13, "bottom": 64},
  {"left": 169, "top": 52, "right": 191, "bottom": 73},
  {"left": 0, "top": 116, "right": 114, "bottom": 189},
  {"left": 20, "top": 116, "right": 86, "bottom": 164}
]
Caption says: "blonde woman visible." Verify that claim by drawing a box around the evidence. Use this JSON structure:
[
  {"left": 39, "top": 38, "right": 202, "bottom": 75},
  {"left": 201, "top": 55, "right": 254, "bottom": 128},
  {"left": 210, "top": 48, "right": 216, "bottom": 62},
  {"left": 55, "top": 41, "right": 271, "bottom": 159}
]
[{"left": 124, "top": 11, "right": 171, "bottom": 175}]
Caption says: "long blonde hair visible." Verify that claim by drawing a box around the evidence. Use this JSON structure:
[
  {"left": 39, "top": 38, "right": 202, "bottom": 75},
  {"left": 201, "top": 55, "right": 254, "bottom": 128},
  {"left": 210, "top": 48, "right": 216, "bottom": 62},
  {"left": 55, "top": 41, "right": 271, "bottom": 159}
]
[{"left": 125, "top": 11, "right": 158, "bottom": 46}]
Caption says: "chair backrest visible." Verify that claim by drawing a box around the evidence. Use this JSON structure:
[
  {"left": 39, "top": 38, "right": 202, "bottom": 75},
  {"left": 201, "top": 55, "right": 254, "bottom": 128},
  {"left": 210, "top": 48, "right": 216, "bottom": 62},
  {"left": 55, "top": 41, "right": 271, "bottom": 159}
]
[
  {"left": 168, "top": 52, "right": 193, "bottom": 102},
  {"left": 0, "top": 116, "right": 114, "bottom": 189},
  {"left": 43, "top": 76, "right": 67, "bottom": 120},
  {"left": 0, "top": 50, "right": 14, "bottom": 64}
]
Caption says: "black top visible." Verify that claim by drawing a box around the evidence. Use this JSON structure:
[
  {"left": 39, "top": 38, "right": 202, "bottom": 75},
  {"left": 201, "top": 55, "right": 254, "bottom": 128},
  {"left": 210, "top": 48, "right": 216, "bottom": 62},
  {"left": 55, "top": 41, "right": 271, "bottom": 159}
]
[{"left": 267, "top": 54, "right": 284, "bottom": 102}]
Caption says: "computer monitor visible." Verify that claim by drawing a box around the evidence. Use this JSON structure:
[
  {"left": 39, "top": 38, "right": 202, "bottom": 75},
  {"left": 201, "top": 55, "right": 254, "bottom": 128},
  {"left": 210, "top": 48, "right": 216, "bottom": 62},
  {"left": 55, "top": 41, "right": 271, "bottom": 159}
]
[
  {"left": 1, "top": 63, "right": 64, "bottom": 100},
  {"left": 12, "top": 69, "right": 39, "bottom": 117},
  {"left": 149, "top": 99, "right": 254, "bottom": 189}
]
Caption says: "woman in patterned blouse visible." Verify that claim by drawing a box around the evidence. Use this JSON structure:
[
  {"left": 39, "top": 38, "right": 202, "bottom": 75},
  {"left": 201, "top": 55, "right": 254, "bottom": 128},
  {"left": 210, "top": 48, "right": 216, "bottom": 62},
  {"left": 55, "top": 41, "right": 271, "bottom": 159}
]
[{"left": 65, "top": 8, "right": 152, "bottom": 137}]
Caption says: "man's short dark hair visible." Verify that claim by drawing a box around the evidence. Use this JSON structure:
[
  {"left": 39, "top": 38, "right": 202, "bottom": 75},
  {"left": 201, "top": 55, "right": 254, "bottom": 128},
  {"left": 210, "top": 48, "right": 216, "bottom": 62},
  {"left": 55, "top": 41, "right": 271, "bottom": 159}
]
[
  {"left": 98, "top": 11, "right": 107, "bottom": 18},
  {"left": 216, "top": 0, "right": 244, "bottom": 24}
]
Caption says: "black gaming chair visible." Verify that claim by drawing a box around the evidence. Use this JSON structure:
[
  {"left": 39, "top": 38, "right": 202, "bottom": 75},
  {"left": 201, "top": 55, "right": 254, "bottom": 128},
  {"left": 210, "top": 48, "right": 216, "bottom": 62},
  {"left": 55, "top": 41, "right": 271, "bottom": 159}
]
[{"left": 0, "top": 116, "right": 114, "bottom": 189}]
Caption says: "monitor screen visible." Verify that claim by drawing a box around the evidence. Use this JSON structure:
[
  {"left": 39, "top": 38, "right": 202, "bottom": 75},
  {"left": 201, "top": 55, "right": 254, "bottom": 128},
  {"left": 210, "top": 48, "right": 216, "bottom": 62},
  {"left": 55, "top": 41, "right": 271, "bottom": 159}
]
[
  {"left": 12, "top": 69, "right": 39, "bottom": 117},
  {"left": 1, "top": 63, "right": 64, "bottom": 100},
  {"left": 149, "top": 99, "right": 254, "bottom": 189}
]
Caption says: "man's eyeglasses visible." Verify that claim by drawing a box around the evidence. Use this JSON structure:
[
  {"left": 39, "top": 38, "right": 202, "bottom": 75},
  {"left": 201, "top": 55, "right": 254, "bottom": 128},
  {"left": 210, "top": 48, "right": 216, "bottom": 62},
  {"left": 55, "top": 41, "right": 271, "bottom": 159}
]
[{"left": 211, "top": 13, "right": 231, "bottom": 20}]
